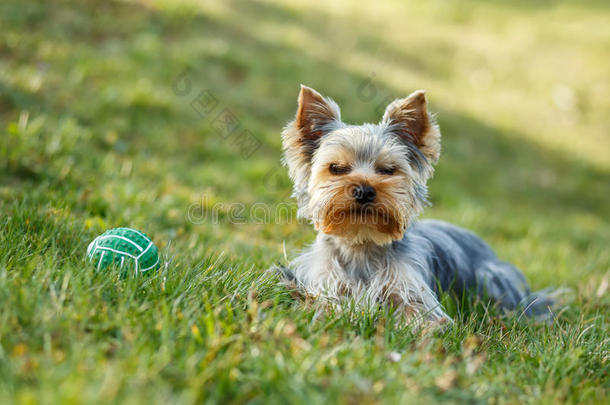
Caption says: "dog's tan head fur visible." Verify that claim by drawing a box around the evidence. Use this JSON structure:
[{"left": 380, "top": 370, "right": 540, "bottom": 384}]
[{"left": 282, "top": 85, "right": 440, "bottom": 245}]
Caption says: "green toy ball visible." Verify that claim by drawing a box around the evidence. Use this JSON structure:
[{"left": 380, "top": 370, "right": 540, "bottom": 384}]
[{"left": 87, "top": 227, "right": 160, "bottom": 274}]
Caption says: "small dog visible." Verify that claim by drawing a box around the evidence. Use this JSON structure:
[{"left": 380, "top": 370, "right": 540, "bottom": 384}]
[{"left": 278, "top": 85, "right": 554, "bottom": 326}]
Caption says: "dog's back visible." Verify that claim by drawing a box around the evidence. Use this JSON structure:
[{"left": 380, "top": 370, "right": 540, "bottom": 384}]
[{"left": 405, "top": 219, "right": 554, "bottom": 317}]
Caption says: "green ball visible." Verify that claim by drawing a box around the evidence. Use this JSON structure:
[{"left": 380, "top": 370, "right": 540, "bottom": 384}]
[{"left": 87, "top": 228, "right": 160, "bottom": 274}]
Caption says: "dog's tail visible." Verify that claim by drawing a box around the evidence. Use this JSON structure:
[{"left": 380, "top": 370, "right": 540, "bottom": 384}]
[{"left": 520, "top": 287, "right": 570, "bottom": 321}]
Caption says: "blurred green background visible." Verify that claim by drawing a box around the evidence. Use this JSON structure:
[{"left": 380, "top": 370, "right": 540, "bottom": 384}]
[
  {"left": 2, "top": 0, "right": 608, "bottom": 285},
  {"left": 1, "top": 0, "right": 609, "bottom": 403}
]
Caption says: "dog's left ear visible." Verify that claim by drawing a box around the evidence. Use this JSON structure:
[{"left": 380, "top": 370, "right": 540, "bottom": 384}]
[{"left": 382, "top": 90, "right": 441, "bottom": 164}]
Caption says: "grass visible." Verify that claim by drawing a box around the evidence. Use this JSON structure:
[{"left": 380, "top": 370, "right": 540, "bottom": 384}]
[{"left": 0, "top": 0, "right": 608, "bottom": 403}]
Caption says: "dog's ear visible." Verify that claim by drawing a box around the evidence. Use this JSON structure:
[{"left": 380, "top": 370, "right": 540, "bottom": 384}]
[
  {"left": 293, "top": 85, "right": 342, "bottom": 157},
  {"left": 282, "top": 86, "right": 342, "bottom": 213},
  {"left": 382, "top": 90, "right": 440, "bottom": 165},
  {"left": 283, "top": 85, "right": 342, "bottom": 168}
]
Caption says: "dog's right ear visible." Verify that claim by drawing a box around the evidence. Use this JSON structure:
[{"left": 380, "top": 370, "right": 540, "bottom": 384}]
[
  {"left": 292, "top": 85, "right": 342, "bottom": 159},
  {"left": 282, "top": 85, "right": 342, "bottom": 215}
]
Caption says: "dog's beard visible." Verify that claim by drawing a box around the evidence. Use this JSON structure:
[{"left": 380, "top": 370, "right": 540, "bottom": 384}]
[{"left": 310, "top": 189, "right": 408, "bottom": 245}]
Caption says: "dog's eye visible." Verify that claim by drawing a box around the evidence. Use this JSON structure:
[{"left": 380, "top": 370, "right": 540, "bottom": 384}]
[
  {"left": 376, "top": 166, "right": 396, "bottom": 175},
  {"left": 329, "top": 163, "right": 351, "bottom": 175}
]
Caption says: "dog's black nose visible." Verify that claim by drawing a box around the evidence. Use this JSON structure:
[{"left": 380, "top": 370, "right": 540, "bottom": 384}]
[{"left": 352, "top": 184, "right": 376, "bottom": 204}]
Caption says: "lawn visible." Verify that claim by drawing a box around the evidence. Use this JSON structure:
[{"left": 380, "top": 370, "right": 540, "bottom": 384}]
[{"left": 1, "top": 0, "right": 609, "bottom": 403}]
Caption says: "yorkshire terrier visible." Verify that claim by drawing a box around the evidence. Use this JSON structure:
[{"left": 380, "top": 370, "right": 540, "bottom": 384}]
[{"left": 277, "top": 85, "right": 555, "bottom": 326}]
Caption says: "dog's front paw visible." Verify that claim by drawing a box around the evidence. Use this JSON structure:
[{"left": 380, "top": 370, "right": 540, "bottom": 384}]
[{"left": 405, "top": 312, "right": 453, "bottom": 333}]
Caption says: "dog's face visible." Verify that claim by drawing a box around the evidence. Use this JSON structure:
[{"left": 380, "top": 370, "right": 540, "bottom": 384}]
[{"left": 282, "top": 85, "right": 441, "bottom": 245}]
